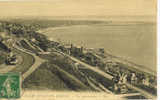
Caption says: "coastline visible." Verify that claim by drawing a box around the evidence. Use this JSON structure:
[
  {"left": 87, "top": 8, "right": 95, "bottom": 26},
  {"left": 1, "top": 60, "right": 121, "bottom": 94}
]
[{"left": 37, "top": 25, "right": 156, "bottom": 75}]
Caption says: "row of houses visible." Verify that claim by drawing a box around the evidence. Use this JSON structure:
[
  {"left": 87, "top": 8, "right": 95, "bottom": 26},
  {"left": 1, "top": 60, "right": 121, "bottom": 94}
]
[
  {"left": 40, "top": 38, "right": 157, "bottom": 94},
  {"left": 105, "top": 61, "right": 157, "bottom": 94},
  {"left": 47, "top": 39, "right": 156, "bottom": 87}
]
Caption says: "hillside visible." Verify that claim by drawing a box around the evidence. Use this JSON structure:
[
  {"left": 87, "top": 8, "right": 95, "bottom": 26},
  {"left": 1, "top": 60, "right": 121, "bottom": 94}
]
[
  {"left": 0, "top": 41, "right": 10, "bottom": 52},
  {"left": 0, "top": 19, "right": 157, "bottom": 99},
  {"left": 22, "top": 63, "right": 70, "bottom": 91},
  {"left": 0, "top": 41, "right": 9, "bottom": 65},
  {"left": 22, "top": 62, "right": 92, "bottom": 91}
]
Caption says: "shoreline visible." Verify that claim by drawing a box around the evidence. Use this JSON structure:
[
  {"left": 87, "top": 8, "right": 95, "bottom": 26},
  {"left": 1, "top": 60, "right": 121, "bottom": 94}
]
[{"left": 38, "top": 25, "right": 156, "bottom": 75}]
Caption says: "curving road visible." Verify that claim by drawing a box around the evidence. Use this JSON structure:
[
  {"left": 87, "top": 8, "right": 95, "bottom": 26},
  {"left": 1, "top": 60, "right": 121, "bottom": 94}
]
[
  {"left": 0, "top": 37, "right": 156, "bottom": 99},
  {"left": 0, "top": 41, "right": 45, "bottom": 82},
  {"left": 13, "top": 44, "right": 45, "bottom": 81},
  {"left": 55, "top": 49, "right": 156, "bottom": 99},
  {"left": 0, "top": 64, "right": 16, "bottom": 73},
  {"left": 70, "top": 55, "right": 156, "bottom": 99},
  {"left": 0, "top": 47, "right": 35, "bottom": 74}
]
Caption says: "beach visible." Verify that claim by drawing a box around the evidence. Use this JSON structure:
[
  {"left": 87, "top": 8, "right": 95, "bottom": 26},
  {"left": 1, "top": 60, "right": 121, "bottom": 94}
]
[{"left": 39, "top": 23, "right": 156, "bottom": 71}]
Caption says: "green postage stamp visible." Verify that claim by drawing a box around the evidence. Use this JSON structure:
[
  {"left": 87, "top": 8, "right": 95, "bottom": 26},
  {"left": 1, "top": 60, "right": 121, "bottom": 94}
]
[{"left": 0, "top": 73, "right": 21, "bottom": 99}]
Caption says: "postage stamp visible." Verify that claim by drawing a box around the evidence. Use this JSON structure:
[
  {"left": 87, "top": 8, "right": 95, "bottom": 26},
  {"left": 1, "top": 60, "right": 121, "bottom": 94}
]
[{"left": 0, "top": 73, "right": 21, "bottom": 99}]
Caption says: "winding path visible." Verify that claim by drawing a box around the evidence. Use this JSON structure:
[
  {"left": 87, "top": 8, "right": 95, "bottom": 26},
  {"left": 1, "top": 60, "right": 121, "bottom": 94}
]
[
  {"left": 0, "top": 64, "right": 16, "bottom": 73},
  {"left": 55, "top": 50, "right": 156, "bottom": 99},
  {"left": 0, "top": 47, "right": 34, "bottom": 74},
  {"left": 13, "top": 44, "right": 45, "bottom": 81},
  {"left": 70, "top": 55, "right": 156, "bottom": 99},
  {"left": 0, "top": 36, "right": 156, "bottom": 99}
]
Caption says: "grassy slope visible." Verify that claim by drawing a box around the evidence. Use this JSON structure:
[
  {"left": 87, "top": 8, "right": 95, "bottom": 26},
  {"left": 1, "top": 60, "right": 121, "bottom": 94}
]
[
  {"left": 22, "top": 62, "right": 91, "bottom": 91},
  {"left": 22, "top": 62, "right": 70, "bottom": 90}
]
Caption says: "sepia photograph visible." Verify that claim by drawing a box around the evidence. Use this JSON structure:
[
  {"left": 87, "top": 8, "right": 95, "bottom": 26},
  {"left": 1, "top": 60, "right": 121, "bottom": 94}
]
[{"left": 0, "top": 0, "right": 157, "bottom": 100}]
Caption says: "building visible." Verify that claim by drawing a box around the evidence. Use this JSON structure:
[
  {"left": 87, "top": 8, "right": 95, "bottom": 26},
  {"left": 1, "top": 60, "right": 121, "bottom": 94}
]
[
  {"left": 6, "top": 52, "right": 18, "bottom": 65},
  {"left": 64, "top": 45, "right": 72, "bottom": 55},
  {"left": 142, "top": 77, "right": 150, "bottom": 86},
  {"left": 70, "top": 44, "right": 84, "bottom": 57},
  {"left": 131, "top": 73, "right": 137, "bottom": 84}
]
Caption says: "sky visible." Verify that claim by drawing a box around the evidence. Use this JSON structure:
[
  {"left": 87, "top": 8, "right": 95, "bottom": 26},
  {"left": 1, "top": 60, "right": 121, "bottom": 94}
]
[{"left": 0, "top": 0, "right": 157, "bottom": 17}]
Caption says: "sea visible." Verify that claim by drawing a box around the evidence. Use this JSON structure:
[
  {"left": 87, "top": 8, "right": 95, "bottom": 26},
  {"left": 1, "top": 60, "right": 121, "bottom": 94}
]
[{"left": 40, "top": 22, "right": 156, "bottom": 72}]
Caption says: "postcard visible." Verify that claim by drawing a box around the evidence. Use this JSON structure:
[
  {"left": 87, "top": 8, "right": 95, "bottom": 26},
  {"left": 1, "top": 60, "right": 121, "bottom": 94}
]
[{"left": 0, "top": 0, "right": 157, "bottom": 100}]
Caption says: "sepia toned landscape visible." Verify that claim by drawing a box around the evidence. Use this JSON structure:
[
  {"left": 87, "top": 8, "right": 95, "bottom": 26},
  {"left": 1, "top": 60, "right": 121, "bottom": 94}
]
[{"left": 0, "top": 0, "right": 157, "bottom": 100}]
